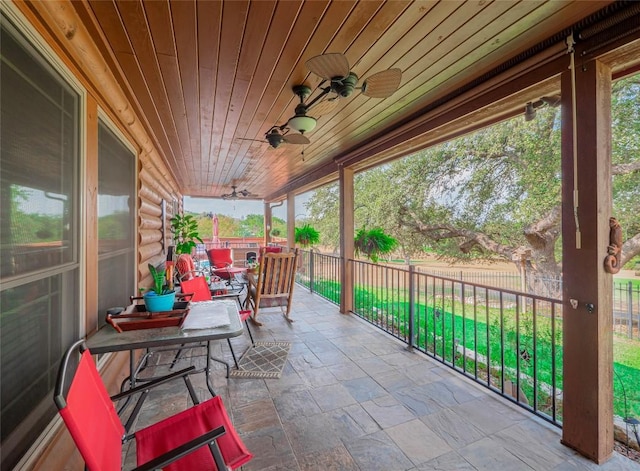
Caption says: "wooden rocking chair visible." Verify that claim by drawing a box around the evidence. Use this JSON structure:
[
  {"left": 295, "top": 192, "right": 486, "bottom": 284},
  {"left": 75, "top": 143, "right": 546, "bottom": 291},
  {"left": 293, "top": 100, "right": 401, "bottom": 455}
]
[{"left": 247, "top": 249, "right": 298, "bottom": 325}]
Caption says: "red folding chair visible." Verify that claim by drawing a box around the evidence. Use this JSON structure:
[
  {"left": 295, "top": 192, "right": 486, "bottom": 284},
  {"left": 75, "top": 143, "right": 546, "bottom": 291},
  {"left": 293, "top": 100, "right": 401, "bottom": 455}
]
[
  {"left": 175, "top": 253, "right": 206, "bottom": 282},
  {"left": 206, "top": 248, "right": 246, "bottom": 282},
  {"left": 54, "top": 339, "right": 252, "bottom": 471}
]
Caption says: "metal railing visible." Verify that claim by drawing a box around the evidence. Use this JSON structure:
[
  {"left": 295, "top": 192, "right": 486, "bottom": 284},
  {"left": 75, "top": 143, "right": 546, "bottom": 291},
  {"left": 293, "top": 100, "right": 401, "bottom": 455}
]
[
  {"left": 294, "top": 252, "right": 638, "bottom": 426},
  {"left": 351, "top": 259, "right": 563, "bottom": 426},
  {"left": 296, "top": 250, "right": 341, "bottom": 305},
  {"left": 613, "top": 281, "right": 640, "bottom": 339}
]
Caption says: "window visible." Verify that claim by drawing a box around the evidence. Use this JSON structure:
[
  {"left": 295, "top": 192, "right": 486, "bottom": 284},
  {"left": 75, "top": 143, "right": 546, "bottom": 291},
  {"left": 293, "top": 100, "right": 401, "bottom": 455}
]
[
  {"left": 98, "top": 121, "right": 135, "bottom": 319},
  {"left": 0, "top": 15, "right": 80, "bottom": 470}
]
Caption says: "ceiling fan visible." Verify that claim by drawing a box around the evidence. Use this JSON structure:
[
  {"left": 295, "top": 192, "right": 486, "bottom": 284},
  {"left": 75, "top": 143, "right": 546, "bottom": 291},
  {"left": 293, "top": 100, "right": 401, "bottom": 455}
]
[
  {"left": 281, "top": 53, "right": 402, "bottom": 137},
  {"left": 220, "top": 185, "right": 256, "bottom": 200},
  {"left": 306, "top": 53, "right": 402, "bottom": 99},
  {"left": 239, "top": 126, "right": 310, "bottom": 149}
]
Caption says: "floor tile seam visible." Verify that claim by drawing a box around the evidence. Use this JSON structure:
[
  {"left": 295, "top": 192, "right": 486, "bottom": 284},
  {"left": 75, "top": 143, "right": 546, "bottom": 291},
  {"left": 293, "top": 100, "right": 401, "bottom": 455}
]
[
  {"left": 418, "top": 406, "right": 487, "bottom": 450},
  {"left": 338, "top": 428, "right": 413, "bottom": 470},
  {"left": 486, "top": 421, "right": 582, "bottom": 462},
  {"left": 259, "top": 395, "right": 304, "bottom": 471},
  {"left": 238, "top": 396, "right": 301, "bottom": 470}
]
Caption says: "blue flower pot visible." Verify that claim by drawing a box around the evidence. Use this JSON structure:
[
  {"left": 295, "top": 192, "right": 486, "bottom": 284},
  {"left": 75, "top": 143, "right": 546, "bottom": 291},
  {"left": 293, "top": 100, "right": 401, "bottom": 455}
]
[{"left": 143, "top": 291, "right": 176, "bottom": 312}]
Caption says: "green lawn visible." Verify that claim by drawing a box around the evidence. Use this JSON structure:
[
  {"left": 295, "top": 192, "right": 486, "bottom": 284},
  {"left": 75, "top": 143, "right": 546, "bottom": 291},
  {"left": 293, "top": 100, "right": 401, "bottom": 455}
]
[{"left": 614, "top": 336, "right": 640, "bottom": 419}]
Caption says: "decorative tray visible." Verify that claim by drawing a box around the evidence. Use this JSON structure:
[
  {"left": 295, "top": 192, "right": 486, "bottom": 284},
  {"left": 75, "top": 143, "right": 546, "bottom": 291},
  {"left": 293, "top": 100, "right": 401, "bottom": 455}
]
[{"left": 106, "top": 301, "right": 191, "bottom": 333}]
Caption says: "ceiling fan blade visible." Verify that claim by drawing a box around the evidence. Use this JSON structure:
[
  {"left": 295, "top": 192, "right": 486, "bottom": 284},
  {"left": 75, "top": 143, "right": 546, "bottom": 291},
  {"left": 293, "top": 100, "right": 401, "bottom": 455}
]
[
  {"left": 283, "top": 133, "right": 310, "bottom": 145},
  {"left": 238, "top": 137, "right": 266, "bottom": 143},
  {"left": 361, "top": 68, "right": 402, "bottom": 98},
  {"left": 306, "top": 53, "right": 350, "bottom": 80}
]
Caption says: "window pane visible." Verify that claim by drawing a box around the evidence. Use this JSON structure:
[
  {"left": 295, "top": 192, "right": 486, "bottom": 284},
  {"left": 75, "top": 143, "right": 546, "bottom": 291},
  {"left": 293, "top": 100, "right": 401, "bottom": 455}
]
[
  {"left": 1, "top": 25, "right": 77, "bottom": 278},
  {"left": 0, "top": 17, "right": 80, "bottom": 470},
  {"left": 98, "top": 122, "right": 135, "bottom": 318}
]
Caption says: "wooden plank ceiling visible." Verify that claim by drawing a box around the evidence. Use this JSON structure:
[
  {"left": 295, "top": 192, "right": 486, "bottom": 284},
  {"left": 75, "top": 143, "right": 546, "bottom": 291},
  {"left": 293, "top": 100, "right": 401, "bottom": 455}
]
[{"left": 82, "top": 0, "right": 611, "bottom": 200}]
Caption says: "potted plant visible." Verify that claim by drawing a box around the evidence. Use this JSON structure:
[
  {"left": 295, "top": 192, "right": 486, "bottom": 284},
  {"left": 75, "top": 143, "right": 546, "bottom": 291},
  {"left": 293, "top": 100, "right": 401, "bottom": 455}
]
[
  {"left": 354, "top": 227, "right": 397, "bottom": 263},
  {"left": 170, "top": 213, "right": 204, "bottom": 255},
  {"left": 142, "top": 264, "right": 176, "bottom": 312},
  {"left": 294, "top": 224, "right": 320, "bottom": 248}
]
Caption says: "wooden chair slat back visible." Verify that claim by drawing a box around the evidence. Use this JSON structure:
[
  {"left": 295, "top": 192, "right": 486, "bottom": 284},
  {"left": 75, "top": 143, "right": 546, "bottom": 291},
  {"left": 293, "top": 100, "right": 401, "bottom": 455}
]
[{"left": 258, "top": 251, "right": 297, "bottom": 298}]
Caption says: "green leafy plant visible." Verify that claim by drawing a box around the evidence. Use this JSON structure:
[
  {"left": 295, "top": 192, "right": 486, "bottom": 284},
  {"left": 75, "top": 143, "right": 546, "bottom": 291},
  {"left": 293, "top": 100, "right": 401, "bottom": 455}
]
[
  {"left": 145, "top": 263, "right": 172, "bottom": 295},
  {"left": 295, "top": 224, "right": 320, "bottom": 248},
  {"left": 270, "top": 228, "right": 281, "bottom": 237},
  {"left": 170, "top": 213, "right": 204, "bottom": 255},
  {"left": 354, "top": 227, "right": 397, "bottom": 263}
]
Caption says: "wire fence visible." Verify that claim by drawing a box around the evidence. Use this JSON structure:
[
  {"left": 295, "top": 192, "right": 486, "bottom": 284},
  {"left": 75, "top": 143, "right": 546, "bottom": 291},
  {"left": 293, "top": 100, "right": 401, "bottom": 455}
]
[
  {"left": 419, "top": 268, "right": 639, "bottom": 340},
  {"left": 294, "top": 251, "right": 639, "bottom": 340}
]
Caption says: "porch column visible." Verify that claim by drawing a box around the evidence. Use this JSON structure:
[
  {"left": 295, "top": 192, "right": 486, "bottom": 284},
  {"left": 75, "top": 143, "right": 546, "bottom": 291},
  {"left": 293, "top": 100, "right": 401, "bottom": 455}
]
[
  {"left": 339, "top": 165, "right": 354, "bottom": 314},
  {"left": 561, "top": 59, "right": 613, "bottom": 463},
  {"left": 287, "top": 193, "right": 295, "bottom": 250},
  {"left": 264, "top": 202, "right": 272, "bottom": 246}
]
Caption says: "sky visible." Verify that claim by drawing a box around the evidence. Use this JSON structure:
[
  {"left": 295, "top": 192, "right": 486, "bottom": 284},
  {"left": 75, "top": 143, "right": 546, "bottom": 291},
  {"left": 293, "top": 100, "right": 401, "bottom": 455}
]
[{"left": 184, "top": 192, "right": 312, "bottom": 220}]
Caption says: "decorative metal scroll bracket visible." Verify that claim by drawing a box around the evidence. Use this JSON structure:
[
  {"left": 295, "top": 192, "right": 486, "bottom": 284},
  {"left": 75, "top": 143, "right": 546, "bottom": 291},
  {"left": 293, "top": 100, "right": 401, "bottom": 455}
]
[{"left": 604, "top": 217, "right": 622, "bottom": 274}]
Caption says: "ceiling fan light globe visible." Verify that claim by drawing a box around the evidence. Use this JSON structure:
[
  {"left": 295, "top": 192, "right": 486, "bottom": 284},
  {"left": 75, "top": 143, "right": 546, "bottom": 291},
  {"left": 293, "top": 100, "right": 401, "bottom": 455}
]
[{"left": 288, "top": 115, "right": 317, "bottom": 134}]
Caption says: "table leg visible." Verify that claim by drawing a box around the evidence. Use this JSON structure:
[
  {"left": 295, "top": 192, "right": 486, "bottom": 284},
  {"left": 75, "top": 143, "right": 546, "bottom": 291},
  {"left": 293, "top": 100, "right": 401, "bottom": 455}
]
[
  {"left": 116, "top": 349, "right": 139, "bottom": 416},
  {"left": 205, "top": 341, "right": 229, "bottom": 396}
]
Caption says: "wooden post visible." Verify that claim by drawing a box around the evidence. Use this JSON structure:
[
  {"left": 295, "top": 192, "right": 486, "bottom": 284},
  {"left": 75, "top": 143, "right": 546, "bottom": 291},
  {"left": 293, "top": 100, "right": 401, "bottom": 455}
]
[
  {"left": 561, "top": 59, "right": 613, "bottom": 463},
  {"left": 287, "top": 193, "right": 295, "bottom": 250},
  {"left": 264, "top": 202, "right": 272, "bottom": 246},
  {"left": 339, "top": 166, "right": 354, "bottom": 314}
]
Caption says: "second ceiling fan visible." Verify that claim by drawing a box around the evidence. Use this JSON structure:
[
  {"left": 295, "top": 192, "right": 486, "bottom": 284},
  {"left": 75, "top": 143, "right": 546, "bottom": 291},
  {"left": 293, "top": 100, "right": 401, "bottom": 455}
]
[{"left": 220, "top": 185, "right": 256, "bottom": 200}]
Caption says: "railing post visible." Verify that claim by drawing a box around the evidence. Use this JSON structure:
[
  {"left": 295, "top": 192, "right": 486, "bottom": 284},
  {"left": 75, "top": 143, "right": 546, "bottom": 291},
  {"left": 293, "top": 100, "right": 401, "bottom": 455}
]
[
  {"left": 309, "top": 250, "right": 315, "bottom": 294},
  {"left": 407, "top": 264, "right": 415, "bottom": 351},
  {"left": 628, "top": 281, "right": 633, "bottom": 339}
]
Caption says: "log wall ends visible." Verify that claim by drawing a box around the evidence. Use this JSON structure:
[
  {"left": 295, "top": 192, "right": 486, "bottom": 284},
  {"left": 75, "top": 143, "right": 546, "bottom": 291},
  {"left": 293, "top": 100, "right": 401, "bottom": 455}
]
[
  {"left": 139, "top": 197, "right": 163, "bottom": 218},
  {"left": 139, "top": 229, "right": 162, "bottom": 246},
  {"left": 137, "top": 155, "right": 181, "bottom": 290}
]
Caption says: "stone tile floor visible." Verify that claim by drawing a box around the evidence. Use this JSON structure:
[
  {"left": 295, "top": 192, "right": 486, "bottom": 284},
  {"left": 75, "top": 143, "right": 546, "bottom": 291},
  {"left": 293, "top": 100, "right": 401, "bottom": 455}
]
[{"left": 123, "top": 288, "right": 640, "bottom": 470}]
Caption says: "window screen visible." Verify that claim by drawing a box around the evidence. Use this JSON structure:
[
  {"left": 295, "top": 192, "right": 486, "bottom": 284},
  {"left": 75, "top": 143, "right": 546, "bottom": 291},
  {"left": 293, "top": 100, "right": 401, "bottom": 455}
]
[
  {"left": 0, "top": 16, "right": 80, "bottom": 470},
  {"left": 98, "top": 122, "right": 135, "bottom": 319}
]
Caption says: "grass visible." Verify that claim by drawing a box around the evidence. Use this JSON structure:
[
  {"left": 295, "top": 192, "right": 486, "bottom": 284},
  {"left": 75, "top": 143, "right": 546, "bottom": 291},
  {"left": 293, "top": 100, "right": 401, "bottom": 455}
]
[
  {"left": 616, "top": 277, "right": 640, "bottom": 289},
  {"left": 614, "top": 336, "right": 640, "bottom": 419}
]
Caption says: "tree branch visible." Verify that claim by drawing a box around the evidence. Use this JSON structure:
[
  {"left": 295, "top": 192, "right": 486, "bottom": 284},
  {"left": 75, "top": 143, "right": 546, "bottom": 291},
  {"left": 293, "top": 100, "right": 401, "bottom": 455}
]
[
  {"left": 612, "top": 160, "right": 640, "bottom": 175},
  {"left": 402, "top": 208, "right": 516, "bottom": 259},
  {"left": 621, "top": 232, "right": 640, "bottom": 266},
  {"left": 523, "top": 205, "right": 561, "bottom": 249}
]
